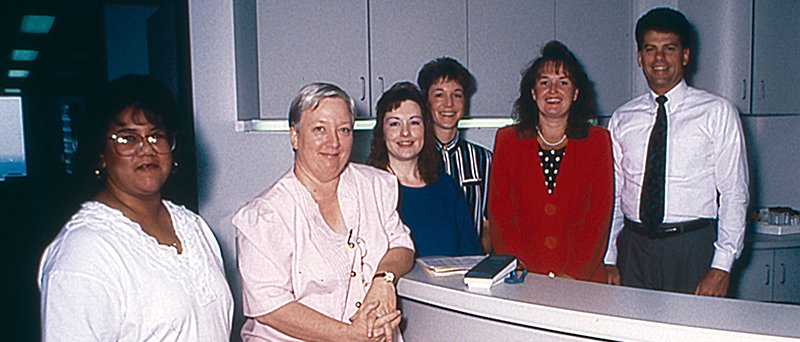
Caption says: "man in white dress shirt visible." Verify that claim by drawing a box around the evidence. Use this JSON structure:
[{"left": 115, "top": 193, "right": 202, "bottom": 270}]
[{"left": 603, "top": 7, "right": 749, "bottom": 296}]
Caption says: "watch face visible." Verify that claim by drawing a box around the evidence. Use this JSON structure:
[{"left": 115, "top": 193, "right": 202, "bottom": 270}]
[{"left": 385, "top": 272, "right": 395, "bottom": 282}]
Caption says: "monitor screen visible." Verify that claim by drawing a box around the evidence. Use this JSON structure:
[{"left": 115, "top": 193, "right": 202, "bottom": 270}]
[{"left": 0, "top": 96, "right": 27, "bottom": 181}]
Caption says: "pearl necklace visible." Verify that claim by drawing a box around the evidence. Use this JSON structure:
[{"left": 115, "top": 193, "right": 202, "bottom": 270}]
[{"left": 536, "top": 128, "right": 567, "bottom": 147}]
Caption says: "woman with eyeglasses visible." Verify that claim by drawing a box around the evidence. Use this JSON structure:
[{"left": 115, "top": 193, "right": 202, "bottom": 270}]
[
  {"left": 38, "top": 75, "right": 233, "bottom": 340},
  {"left": 233, "top": 83, "right": 414, "bottom": 341}
]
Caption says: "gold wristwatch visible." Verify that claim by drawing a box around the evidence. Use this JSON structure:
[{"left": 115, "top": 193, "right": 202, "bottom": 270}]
[{"left": 373, "top": 271, "right": 396, "bottom": 284}]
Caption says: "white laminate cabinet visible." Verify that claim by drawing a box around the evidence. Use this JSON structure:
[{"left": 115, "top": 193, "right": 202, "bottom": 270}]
[
  {"left": 466, "top": 0, "right": 553, "bottom": 117},
  {"left": 556, "top": 0, "right": 633, "bottom": 116},
  {"left": 752, "top": 0, "right": 800, "bottom": 114},
  {"left": 237, "top": 0, "right": 467, "bottom": 119},
  {"left": 251, "top": 0, "right": 370, "bottom": 117},
  {"left": 468, "top": 0, "right": 634, "bottom": 118},
  {"left": 370, "top": 0, "right": 467, "bottom": 108},
  {"left": 772, "top": 247, "right": 800, "bottom": 303},
  {"left": 679, "top": 0, "right": 752, "bottom": 113},
  {"left": 731, "top": 234, "right": 800, "bottom": 304}
]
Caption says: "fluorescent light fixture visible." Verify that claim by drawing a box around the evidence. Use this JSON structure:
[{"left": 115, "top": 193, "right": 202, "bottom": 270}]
[
  {"left": 20, "top": 15, "right": 56, "bottom": 34},
  {"left": 4, "top": 88, "right": 22, "bottom": 94},
  {"left": 11, "top": 49, "right": 39, "bottom": 61},
  {"left": 8, "top": 69, "right": 31, "bottom": 78}
]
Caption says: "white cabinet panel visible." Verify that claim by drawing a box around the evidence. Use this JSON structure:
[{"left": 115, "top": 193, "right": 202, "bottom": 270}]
[
  {"left": 731, "top": 248, "right": 774, "bottom": 302},
  {"left": 556, "top": 0, "right": 633, "bottom": 116},
  {"left": 680, "top": 0, "right": 752, "bottom": 113},
  {"left": 752, "top": 1, "right": 800, "bottom": 114},
  {"left": 467, "top": 0, "right": 553, "bottom": 117},
  {"left": 370, "top": 0, "right": 467, "bottom": 112},
  {"left": 773, "top": 248, "right": 800, "bottom": 303},
  {"left": 732, "top": 240, "right": 800, "bottom": 304},
  {"left": 255, "top": 0, "right": 369, "bottom": 117}
]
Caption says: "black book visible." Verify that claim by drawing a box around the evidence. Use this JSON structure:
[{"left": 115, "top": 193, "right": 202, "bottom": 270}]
[{"left": 463, "top": 254, "right": 517, "bottom": 288}]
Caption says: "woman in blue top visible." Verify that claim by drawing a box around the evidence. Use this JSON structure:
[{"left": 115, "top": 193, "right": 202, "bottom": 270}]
[{"left": 368, "top": 82, "right": 482, "bottom": 257}]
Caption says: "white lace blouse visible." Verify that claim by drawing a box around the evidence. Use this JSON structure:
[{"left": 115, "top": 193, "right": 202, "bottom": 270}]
[{"left": 38, "top": 200, "right": 233, "bottom": 341}]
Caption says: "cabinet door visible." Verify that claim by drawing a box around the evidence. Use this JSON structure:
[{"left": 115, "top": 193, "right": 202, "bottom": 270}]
[
  {"left": 370, "top": 0, "right": 467, "bottom": 114},
  {"left": 730, "top": 248, "right": 774, "bottom": 302},
  {"left": 752, "top": 1, "right": 800, "bottom": 114},
  {"left": 679, "top": 0, "right": 752, "bottom": 113},
  {"left": 772, "top": 247, "right": 800, "bottom": 304},
  {"left": 467, "top": 0, "right": 553, "bottom": 117},
  {"left": 255, "top": 0, "right": 369, "bottom": 117},
  {"left": 556, "top": 0, "right": 632, "bottom": 116}
]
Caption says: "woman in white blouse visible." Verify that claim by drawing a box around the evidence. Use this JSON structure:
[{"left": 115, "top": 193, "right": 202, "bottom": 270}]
[
  {"left": 38, "top": 75, "right": 233, "bottom": 341},
  {"left": 233, "top": 82, "right": 415, "bottom": 341}
]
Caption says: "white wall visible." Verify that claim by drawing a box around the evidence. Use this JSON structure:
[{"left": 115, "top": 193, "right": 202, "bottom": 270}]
[{"left": 188, "top": 2, "right": 294, "bottom": 337}]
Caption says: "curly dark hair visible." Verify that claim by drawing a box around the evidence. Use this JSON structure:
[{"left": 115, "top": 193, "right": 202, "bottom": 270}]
[
  {"left": 367, "top": 82, "right": 440, "bottom": 185},
  {"left": 512, "top": 40, "right": 597, "bottom": 140}
]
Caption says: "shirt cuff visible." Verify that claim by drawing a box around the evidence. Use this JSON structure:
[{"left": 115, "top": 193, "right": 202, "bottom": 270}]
[
  {"left": 241, "top": 286, "right": 295, "bottom": 318},
  {"left": 711, "top": 249, "right": 735, "bottom": 273},
  {"left": 603, "top": 249, "right": 617, "bottom": 265}
]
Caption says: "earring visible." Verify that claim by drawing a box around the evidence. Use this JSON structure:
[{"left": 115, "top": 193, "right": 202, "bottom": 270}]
[
  {"left": 171, "top": 161, "right": 179, "bottom": 175},
  {"left": 93, "top": 168, "right": 103, "bottom": 179}
]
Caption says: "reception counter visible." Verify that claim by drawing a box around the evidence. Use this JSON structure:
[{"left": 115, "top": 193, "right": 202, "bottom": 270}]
[{"left": 397, "top": 265, "right": 800, "bottom": 341}]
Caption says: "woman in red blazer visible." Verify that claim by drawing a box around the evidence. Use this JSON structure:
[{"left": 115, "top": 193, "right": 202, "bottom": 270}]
[{"left": 489, "top": 41, "right": 613, "bottom": 282}]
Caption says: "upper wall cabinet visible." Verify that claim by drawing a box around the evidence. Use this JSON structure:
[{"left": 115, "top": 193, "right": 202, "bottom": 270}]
[
  {"left": 370, "top": 0, "right": 467, "bottom": 106},
  {"left": 235, "top": 0, "right": 466, "bottom": 119},
  {"left": 556, "top": 0, "right": 632, "bottom": 116},
  {"left": 242, "top": 0, "right": 369, "bottom": 118},
  {"left": 680, "top": 0, "right": 752, "bottom": 113},
  {"left": 468, "top": 0, "right": 632, "bottom": 117},
  {"left": 752, "top": 0, "right": 800, "bottom": 114},
  {"left": 467, "top": 0, "right": 553, "bottom": 118}
]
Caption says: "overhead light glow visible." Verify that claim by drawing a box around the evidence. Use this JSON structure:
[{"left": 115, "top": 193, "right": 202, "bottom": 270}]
[
  {"left": 4, "top": 88, "right": 22, "bottom": 94},
  {"left": 21, "top": 15, "right": 56, "bottom": 34},
  {"left": 11, "top": 49, "right": 39, "bottom": 61},
  {"left": 8, "top": 69, "right": 31, "bottom": 78}
]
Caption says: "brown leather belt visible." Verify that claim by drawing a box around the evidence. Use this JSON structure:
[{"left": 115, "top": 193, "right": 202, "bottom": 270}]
[{"left": 624, "top": 217, "right": 716, "bottom": 239}]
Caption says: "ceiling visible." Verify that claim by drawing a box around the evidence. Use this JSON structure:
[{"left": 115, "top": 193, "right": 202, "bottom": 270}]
[{"left": 1, "top": 0, "right": 170, "bottom": 97}]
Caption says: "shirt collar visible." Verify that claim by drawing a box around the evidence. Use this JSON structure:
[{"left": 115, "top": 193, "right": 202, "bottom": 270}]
[
  {"left": 648, "top": 79, "right": 687, "bottom": 115},
  {"left": 436, "top": 131, "right": 462, "bottom": 152}
]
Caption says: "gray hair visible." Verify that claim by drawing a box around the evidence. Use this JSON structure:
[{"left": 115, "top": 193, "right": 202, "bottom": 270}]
[{"left": 288, "top": 82, "right": 357, "bottom": 127}]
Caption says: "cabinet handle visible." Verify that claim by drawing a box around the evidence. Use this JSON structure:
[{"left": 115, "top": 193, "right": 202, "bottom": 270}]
[
  {"left": 378, "top": 77, "right": 385, "bottom": 93},
  {"left": 360, "top": 77, "right": 366, "bottom": 101},
  {"left": 760, "top": 80, "right": 766, "bottom": 100},
  {"left": 765, "top": 264, "right": 771, "bottom": 285},
  {"left": 741, "top": 79, "right": 747, "bottom": 100},
  {"left": 781, "top": 263, "right": 786, "bottom": 284}
]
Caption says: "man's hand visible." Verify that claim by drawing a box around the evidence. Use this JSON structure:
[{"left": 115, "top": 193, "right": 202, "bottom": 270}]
[
  {"left": 694, "top": 268, "right": 730, "bottom": 297},
  {"left": 605, "top": 265, "right": 621, "bottom": 285}
]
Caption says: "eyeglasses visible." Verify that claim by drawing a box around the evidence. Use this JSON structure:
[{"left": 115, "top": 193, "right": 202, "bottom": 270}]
[{"left": 109, "top": 131, "right": 175, "bottom": 156}]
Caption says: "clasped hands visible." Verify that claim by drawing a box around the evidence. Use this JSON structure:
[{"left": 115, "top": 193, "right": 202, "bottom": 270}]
[{"left": 348, "top": 280, "right": 401, "bottom": 341}]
